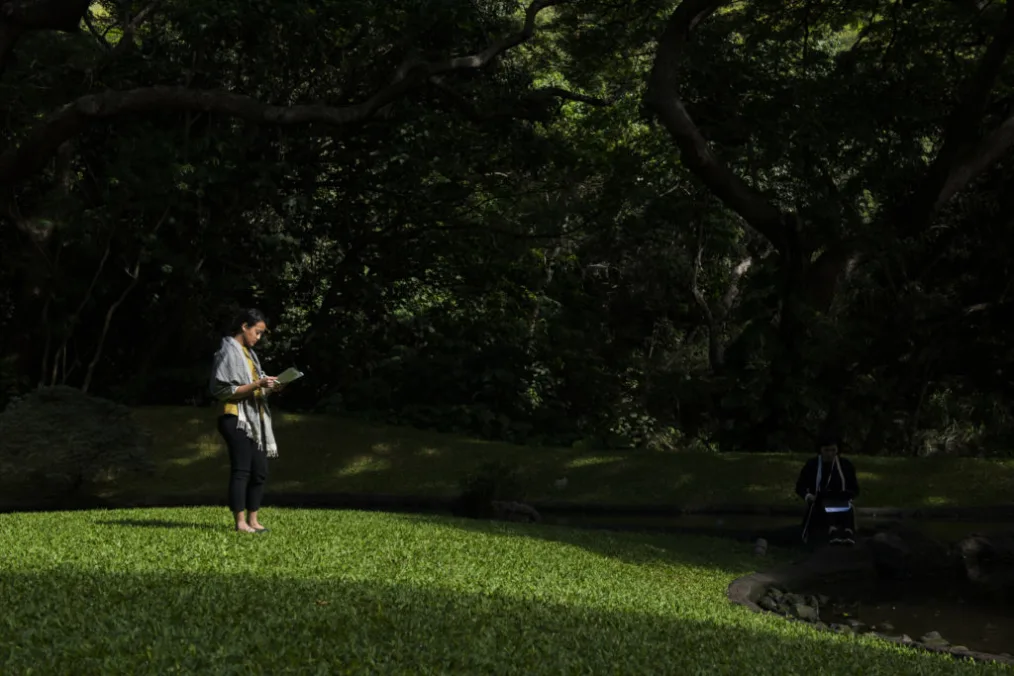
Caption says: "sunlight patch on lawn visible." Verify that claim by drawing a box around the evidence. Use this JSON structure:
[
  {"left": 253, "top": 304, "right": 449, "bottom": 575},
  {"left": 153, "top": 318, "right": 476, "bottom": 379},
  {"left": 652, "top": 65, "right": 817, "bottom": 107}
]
[
  {"left": 743, "top": 483, "right": 781, "bottom": 494},
  {"left": 127, "top": 407, "right": 1014, "bottom": 508},
  {"left": 335, "top": 456, "right": 393, "bottom": 477},
  {"left": 276, "top": 413, "right": 316, "bottom": 424},
  {"left": 167, "top": 439, "right": 221, "bottom": 467},
  {"left": 669, "top": 473, "right": 695, "bottom": 489},
  {"left": 566, "top": 455, "right": 624, "bottom": 469},
  {"left": 167, "top": 455, "right": 204, "bottom": 468},
  {"left": 415, "top": 446, "right": 442, "bottom": 457},
  {"left": 270, "top": 480, "right": 306, "bottom": 491}
]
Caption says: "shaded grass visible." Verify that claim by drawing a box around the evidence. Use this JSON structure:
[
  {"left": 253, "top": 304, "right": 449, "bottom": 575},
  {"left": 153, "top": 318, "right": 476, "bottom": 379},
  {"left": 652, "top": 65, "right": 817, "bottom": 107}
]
[
  {"left": 0, "top": 508, "right": 1010, "bottom": 674},
  {"left": 120, "top": 406, "right": 1014, "bottom": 508}
]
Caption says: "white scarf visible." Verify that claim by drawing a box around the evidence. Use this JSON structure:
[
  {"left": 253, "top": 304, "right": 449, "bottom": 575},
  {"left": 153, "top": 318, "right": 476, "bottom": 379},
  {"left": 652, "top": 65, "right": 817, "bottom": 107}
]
[
  {"left": 815, "top": 455, "right": 845, "bottom": 494},
  {"left": 209, "top": 336, "right": 279, "bottom": 458}
]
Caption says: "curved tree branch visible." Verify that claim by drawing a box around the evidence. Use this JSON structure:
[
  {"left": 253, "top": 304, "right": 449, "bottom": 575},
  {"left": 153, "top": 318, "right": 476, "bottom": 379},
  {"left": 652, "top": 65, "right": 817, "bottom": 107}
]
[
  {"left": 900, "top": 1, "right": 1014, "bottom": 229},
  {"left": 935, "top": 113, "right": 1014, "bottom": 208},
  {"left": 0, "top": 0, "right": 566, "bottom": 186},
  {"left": 644, "top": 0, "right": 788, "bottom": 253},
  {"left": 81, "top": 206, "right": 169, "bottom": 393},
  {"left": 112, "top": 0, "right": 163, "bottom": 55},
  {"left": 689, "top": 221, "right": 752, "bottom": 373},
  {"left": 82, "top": 10, "right": 111, "bottom": 50}
]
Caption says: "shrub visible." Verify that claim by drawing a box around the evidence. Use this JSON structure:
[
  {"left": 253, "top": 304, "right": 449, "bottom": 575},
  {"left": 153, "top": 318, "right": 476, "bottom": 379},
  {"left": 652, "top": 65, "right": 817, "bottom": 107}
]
[{"left": 0, "top": 386, "right": 154, "bottom": 501}]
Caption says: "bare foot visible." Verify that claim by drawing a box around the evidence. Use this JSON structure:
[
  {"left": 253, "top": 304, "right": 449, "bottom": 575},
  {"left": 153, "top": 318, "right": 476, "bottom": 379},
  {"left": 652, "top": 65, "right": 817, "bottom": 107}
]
[{"left": 236, "top": 524, "right": 257, "bottom": 533}]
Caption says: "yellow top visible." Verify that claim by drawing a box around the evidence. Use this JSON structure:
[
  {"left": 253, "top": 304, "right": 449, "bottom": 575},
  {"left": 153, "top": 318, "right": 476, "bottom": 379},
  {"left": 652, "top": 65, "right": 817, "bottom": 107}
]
[{"left": 224, "top": 346, "right": 265, "bottom": 421}]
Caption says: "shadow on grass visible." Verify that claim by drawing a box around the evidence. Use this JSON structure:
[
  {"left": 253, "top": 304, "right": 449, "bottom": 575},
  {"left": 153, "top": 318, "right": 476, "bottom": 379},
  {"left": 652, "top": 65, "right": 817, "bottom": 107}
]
[
  {"left": 96, "top": 518, "right": 220, "bottom": 530},
  {"left": 393, "top": 512, "right": 806, "bottom": 571},
  {"left": 1, "top": 569, "right": 1000, "bottom": 675}
]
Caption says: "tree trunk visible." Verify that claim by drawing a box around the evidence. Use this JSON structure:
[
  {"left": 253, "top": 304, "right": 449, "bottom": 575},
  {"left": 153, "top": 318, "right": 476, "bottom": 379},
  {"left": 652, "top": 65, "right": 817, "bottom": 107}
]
[
  {"left": 646, "top": 1, "right": 1014, "bottom": 451},
  {"left": 750, "top": 217, "right": 808, "bottom": 451}
]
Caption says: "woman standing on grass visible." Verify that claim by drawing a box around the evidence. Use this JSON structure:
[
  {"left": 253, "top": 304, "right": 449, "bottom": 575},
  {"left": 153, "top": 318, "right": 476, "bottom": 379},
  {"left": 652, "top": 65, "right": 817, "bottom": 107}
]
[{"left": 210, "top": 308, "right": 284, "bottom": 533}]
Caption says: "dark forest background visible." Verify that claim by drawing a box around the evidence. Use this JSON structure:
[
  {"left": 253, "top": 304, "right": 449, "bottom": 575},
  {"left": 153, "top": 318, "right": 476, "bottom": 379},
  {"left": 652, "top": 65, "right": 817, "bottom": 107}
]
[{"left": 2, "top": 0, "right": 1013, "bottom": 457}]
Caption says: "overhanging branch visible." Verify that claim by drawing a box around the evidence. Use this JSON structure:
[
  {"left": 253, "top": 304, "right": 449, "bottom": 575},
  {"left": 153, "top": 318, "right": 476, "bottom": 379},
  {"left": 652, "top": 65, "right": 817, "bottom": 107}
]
[
  {"left": 82, "top": 10, "right": 111, "bottom": 50},
  {"left": 644, "top": 0, "right": 788, "bottom": 253},
  {"left": 0, "top": 0, "right": 566, "bottom": 186},
  {"left": 530, "top": 87, "right": 611, "bottom": 107},
  {"left": 936, "top": 113, "right": 1014, "bottom": 208},
  {"left": 900, "top": 2, "right": 1014, "bottom": 228},
  {"left": 112, "top": 0, "right": 163, "bottom": 55}
]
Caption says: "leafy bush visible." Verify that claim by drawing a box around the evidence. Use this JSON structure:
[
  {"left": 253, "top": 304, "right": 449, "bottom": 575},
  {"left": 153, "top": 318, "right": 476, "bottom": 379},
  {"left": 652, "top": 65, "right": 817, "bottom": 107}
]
[{"left": 0, "top": 386, "right": 154, "bottom": 501}]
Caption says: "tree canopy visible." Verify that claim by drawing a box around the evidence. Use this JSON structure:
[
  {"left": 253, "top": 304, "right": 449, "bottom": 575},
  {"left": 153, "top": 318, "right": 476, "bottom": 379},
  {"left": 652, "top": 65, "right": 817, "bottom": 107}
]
[{"left": 2, "top": 0, "right": 1012, "bottom": 457}]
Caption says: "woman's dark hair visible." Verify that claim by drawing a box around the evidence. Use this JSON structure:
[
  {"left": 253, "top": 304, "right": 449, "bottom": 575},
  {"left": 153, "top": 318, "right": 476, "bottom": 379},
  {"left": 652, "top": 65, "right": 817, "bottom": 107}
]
[{"left": 230, "top": 308, "right": 268, "bottom": 335}]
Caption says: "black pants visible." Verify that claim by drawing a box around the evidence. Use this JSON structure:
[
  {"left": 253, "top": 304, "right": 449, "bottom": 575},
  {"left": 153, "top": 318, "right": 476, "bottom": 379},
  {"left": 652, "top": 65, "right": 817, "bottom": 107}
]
[
  {"left": 218, "top": 414, "right": 268, "bottom": 513},
  {"left": 804, "top": 498, "right": 856, "bottom": 537},
  {"left": 824, "top": 506, "right": 856, "bottom": 532}
]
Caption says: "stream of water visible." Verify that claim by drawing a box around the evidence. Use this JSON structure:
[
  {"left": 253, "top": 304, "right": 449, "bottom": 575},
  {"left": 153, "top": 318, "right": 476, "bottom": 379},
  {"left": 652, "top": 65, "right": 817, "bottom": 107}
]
[
  {"left": 543, "top": 512, "right": 1014, "bottom": 656},
  {"left": 818, "top": 580, "right": 1014, "bottom": 656}
]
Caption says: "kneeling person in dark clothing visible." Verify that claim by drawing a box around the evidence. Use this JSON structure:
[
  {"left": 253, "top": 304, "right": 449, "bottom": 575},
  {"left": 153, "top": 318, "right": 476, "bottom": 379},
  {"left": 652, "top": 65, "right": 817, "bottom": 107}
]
[{"left": 795, "top": 434, "right": 860, "bottom": 545}]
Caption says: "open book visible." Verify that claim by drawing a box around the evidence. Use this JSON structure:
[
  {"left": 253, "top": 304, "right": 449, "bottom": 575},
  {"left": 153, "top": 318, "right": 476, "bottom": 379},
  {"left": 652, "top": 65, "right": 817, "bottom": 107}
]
[{"left": 276, "top": 367, "right": 305, "bottom": 385}]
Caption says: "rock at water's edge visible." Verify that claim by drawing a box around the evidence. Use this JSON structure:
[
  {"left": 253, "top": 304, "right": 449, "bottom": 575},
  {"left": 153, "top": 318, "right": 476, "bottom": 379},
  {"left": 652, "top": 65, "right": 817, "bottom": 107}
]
[
  {"left": 794, "top": 604, "right": 819, "bottom": 622},
  {"left": 490, "top": 500, "right": 541, "bottom": 523},
  {"left": 867, "top": 527, "right": 959, "bottom": 581},
  {"left": 958, "top": 533, "right": 1014, "bottom": 600}
]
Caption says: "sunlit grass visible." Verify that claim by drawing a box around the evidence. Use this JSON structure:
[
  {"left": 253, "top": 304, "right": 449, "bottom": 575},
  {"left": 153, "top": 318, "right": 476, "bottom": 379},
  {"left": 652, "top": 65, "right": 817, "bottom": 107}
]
[
  {"left": 166, "top": 439, "right": 219, "bottom": 467},
  {"left": 115, "top": 406, "right": 1014, "bottom": 509},
  {"left": 0, "top": 508, "right": 1007, "bottom": 674},
  {"left": 566, "top": 455, "right": 624, "bottom": 468},
  {"left": 416, "top": 446, "right": 442, "bottom": 457},
  {"left": 334, "top": 456, "right": 391, "bottom": 477}
]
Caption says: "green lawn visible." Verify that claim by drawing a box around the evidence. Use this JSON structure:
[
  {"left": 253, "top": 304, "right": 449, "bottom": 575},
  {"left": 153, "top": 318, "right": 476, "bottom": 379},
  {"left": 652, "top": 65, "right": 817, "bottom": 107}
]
[
  {"left": 122, "top": 406, "right": 1014, "bottom": 508},
  {"left": 0, "top": 508, "right": 1008, "bottom": 674}
]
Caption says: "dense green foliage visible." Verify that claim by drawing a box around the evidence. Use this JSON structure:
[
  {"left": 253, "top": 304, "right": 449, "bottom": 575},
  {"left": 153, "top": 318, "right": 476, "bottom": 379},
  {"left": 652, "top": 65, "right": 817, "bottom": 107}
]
[
  {"left": 1, "top": 507, "right": 1009, "bottom": 674},
  {"left": 1, "top": 0, "right": 1012, "bottom": 456},
  {"left": 0, "top": 386, "right": 153, "bottom": 499}
]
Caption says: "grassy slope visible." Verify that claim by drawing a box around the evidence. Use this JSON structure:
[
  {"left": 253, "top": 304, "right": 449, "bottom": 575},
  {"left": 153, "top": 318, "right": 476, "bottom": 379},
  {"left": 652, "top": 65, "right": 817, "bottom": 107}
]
[
  {"left": 0, "top": 508, "right": 1008, "bottom": 675},
  {"left": 125, "top": 406, "right": 1014, "bottom": 508}
]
